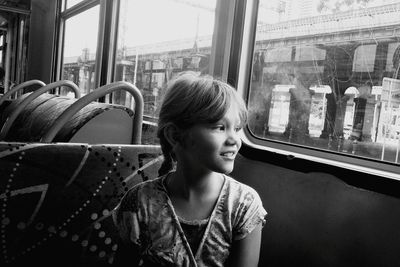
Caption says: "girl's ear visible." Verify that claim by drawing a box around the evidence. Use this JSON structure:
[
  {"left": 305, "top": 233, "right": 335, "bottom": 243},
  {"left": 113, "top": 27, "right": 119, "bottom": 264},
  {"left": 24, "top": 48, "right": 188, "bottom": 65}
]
[{"left": 163, "top": 123, "right": 181, "bottom": 147}]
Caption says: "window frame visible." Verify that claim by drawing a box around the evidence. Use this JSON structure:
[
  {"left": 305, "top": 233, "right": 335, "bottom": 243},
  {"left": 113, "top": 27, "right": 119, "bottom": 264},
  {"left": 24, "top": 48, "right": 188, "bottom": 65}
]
[
  {"left": 56, "top": 0, "right": 118, "bottom": 91},
  {"left": 232, "top": 0, "right": 400, "bottom": 181}
]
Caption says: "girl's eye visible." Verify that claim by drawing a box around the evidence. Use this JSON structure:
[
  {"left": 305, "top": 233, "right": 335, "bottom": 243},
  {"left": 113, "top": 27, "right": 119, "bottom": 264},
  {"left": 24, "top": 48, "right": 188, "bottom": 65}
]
[
  {"left": 234, "top": 126, "right": 242, "bottom": 132},
  {"left": 212, "top": 125, "right": 225, "bottom": 131}
]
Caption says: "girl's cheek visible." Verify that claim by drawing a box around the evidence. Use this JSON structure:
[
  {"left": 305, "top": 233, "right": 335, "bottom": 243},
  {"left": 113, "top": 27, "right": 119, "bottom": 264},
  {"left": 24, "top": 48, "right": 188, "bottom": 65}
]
[{"left": 181, "top": 134, "right": 195, "bottom": 148}]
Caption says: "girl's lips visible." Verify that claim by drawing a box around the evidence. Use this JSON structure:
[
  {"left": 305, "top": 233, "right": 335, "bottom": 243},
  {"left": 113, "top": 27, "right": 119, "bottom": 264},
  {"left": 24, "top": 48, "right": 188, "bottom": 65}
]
[{"left": 220, "top": 151, "right": 236, "bottom": 159}]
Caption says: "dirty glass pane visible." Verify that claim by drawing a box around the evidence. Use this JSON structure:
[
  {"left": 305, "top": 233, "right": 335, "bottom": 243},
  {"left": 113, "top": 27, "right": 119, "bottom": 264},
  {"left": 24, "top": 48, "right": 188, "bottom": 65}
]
[
  {"left": 248, "top": 0, "right": 400, "bottom": 164},
  {"left": 113, "top": 0, "right": 217, "bottom": 120}
]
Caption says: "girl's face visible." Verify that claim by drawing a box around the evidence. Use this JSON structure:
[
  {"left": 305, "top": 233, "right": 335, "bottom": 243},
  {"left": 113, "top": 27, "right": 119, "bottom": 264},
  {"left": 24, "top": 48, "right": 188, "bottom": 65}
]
[{"left": 176, "top": 103, "right": 243, "bottom": 175}]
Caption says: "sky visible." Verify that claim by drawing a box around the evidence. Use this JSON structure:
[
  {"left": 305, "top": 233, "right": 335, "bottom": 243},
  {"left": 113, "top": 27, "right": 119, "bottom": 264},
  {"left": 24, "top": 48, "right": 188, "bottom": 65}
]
[
  {"left": 63, "top": 0, "right": 217, "bottom": 57},
  {"left": 119, "top": 0, "right": 216, "bottom": 46},
  {"left": 63, "top": 5, "right": 100, "bottom": 58}
]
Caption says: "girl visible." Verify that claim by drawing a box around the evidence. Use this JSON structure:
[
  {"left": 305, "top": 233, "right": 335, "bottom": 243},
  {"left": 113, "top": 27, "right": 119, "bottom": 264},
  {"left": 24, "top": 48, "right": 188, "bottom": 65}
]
[{"left": 112, "top": 72, "right": 267, "bottom": 267}]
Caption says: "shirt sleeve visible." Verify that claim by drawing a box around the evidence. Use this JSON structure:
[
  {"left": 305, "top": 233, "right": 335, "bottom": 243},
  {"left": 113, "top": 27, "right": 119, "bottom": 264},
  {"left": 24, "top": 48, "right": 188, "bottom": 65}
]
[{"left": 233, "top": 187, "right": 267, "bottom": 241}]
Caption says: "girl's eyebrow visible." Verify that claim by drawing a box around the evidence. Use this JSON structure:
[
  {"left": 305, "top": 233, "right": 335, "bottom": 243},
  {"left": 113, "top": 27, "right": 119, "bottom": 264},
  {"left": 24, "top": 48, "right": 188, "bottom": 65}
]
[{"left": 209, "top": 121, "right": 224, "bottom": 125}]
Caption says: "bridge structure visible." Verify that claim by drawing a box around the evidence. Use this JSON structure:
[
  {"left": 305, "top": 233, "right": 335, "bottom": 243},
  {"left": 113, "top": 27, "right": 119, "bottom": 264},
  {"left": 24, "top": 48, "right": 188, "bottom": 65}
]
[
  {"left": 249, "top": 3, "right": 400, "bottom": 150},
  {"left": 256, "top": 2, "right": 400, "bottom": 48}
]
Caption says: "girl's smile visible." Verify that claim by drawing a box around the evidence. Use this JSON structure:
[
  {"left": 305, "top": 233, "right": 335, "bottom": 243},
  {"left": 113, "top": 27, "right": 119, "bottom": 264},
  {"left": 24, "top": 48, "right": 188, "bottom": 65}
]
[{"left": 176, "top": 103, "right": 242, "bottom": 175}]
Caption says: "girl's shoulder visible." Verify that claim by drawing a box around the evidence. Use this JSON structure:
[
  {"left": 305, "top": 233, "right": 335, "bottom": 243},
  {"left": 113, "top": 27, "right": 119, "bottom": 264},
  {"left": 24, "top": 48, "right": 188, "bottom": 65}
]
[
  {"left": 222, "top": 175, "right": 265, "bottom": 211},
  {"left": 223, "top": 175, "right": 267, "bottom": 236},
  {"left": 223, "top": 175, "right": 260, "bottom": 198}
]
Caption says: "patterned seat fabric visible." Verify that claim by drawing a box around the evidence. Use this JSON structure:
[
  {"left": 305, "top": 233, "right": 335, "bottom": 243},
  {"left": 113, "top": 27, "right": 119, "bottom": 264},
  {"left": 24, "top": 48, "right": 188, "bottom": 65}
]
[{"left": 0, "top": 142, "right": 162, "bottom": 266}]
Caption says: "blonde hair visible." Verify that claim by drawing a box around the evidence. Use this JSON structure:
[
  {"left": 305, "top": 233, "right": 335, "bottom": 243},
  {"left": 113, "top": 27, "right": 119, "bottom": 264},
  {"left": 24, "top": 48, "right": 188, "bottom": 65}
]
[{"left": 157, "top": 72, "right": 247, "bottom": 175}]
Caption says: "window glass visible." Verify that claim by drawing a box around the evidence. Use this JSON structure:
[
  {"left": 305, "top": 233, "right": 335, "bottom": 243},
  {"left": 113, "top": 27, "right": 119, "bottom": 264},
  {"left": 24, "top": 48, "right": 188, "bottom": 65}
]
[
  {"left": 61, "top": 5, "right": 99, "bottom": 96},
  {"left": 114, "top": 0, "right": 217, "bottom": 121},
  {"left": 248, "top": 0, "right": 400, "bottom": 164}
]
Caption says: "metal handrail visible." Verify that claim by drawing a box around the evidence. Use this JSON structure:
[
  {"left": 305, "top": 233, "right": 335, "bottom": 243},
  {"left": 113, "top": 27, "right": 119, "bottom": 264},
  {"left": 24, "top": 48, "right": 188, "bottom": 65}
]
[
  {"left": 0, "top": 80, "right": 80, "bottom": 140},
  {"left": 0, "top": 79, "right": 46, "bottom": 107},
  {"left": 41, "top": 81, "right": 144, "bottom": 144}
]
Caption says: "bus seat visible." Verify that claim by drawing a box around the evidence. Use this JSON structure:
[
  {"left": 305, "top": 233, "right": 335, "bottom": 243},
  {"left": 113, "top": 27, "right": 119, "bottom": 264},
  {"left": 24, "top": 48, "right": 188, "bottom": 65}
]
[
  {"left": 0, "top": 80, "right": 46, "bottom": 130},
  {"left": 0, "top": 99, "right": 12, "bottom": 122},
  {"left": 4, "top": 94, "right": 135, "bottom": 144},
  {"left": 0, "top": 94, "right": 33, "bottom": 130},
  {"left": 0, "top": 142, "right": 162, "bottom": 266},
  {"left": 41, "top": 81, "right": 143, "bottom": 145},
  {"left": 0, "top": 80, "right": 46, "bottom": 107},
  {"left": 0, "top": 80, "right": 80, "bottom": 142},
  {"left": 1, "top": 81, "right": 143, "bottom": 145}
]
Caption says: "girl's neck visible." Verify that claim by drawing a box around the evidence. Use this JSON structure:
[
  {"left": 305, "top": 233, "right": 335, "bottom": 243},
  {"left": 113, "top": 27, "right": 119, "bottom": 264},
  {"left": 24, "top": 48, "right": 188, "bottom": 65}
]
[{"left": 168, "top": 166, "right": 223, "bottom": 201}]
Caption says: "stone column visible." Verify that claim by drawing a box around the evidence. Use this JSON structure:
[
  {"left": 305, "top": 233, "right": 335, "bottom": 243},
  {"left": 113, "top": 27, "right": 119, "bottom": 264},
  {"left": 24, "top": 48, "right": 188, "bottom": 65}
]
[
  {"left": 320, "top": 92, "right": 335, "bottom": 138},
  {"left": 333, "top": 95, "right": 350, "bottom": 138},
  {"left": 349, "top": 97, "right": 367, "bottom": 141},
  {"left": 284, "top": 87, "right": 312, "bottom": 144}
]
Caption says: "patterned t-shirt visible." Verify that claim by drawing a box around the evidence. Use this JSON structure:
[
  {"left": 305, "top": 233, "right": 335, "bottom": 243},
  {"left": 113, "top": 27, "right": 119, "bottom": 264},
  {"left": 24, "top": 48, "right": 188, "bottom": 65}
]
[{"left": 112, "top": 173, "right": 267, "bottom": 267}]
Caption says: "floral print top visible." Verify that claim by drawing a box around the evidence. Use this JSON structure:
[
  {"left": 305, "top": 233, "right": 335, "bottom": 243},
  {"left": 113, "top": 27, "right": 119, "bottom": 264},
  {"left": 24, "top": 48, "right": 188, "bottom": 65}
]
[{"left": 112, "top": 174, "right": 267, "bottom": 267}]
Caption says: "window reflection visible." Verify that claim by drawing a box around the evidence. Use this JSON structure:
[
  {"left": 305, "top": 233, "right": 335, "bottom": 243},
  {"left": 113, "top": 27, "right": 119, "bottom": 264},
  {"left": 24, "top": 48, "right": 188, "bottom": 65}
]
[{"left": 249, "top": 0, "right": 400, "bottom": 164}]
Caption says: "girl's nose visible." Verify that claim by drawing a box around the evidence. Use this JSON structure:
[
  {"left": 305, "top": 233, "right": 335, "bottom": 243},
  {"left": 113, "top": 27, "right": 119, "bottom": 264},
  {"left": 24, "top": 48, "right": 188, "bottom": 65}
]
[{"left": 225, "top": 129, "right": 240, "bottom": 145}]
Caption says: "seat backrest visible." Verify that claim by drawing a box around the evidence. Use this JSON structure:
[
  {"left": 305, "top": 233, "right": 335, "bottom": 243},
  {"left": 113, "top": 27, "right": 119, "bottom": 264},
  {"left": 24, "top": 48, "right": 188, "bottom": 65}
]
[
  {"left": 4, "top": 94, "right": 135, "bottom": 144},
  {"left": 0, "top": 142, "right": 162, "bottom": 266}
]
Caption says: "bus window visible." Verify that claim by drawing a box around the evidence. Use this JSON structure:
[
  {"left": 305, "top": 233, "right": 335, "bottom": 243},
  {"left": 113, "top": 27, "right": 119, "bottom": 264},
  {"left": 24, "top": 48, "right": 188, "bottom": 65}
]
[
  {"left": 113, "top": 0, "right": 217, "bottom": 119},
  {"left": 61, "top": 5, "right": 100, "bottom": 96},
  {"left": 246, "top": 0, "right": 400, "bottom": 168}
]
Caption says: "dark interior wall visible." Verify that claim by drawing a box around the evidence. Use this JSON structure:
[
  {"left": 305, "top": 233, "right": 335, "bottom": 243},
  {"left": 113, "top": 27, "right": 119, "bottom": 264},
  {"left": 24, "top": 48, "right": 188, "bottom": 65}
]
[
  {"left": 26, "top": 0, "right": 57, "bottom": 83},
  {"left": 232, "top": 145, "right": 400, "bottom": 267}
]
